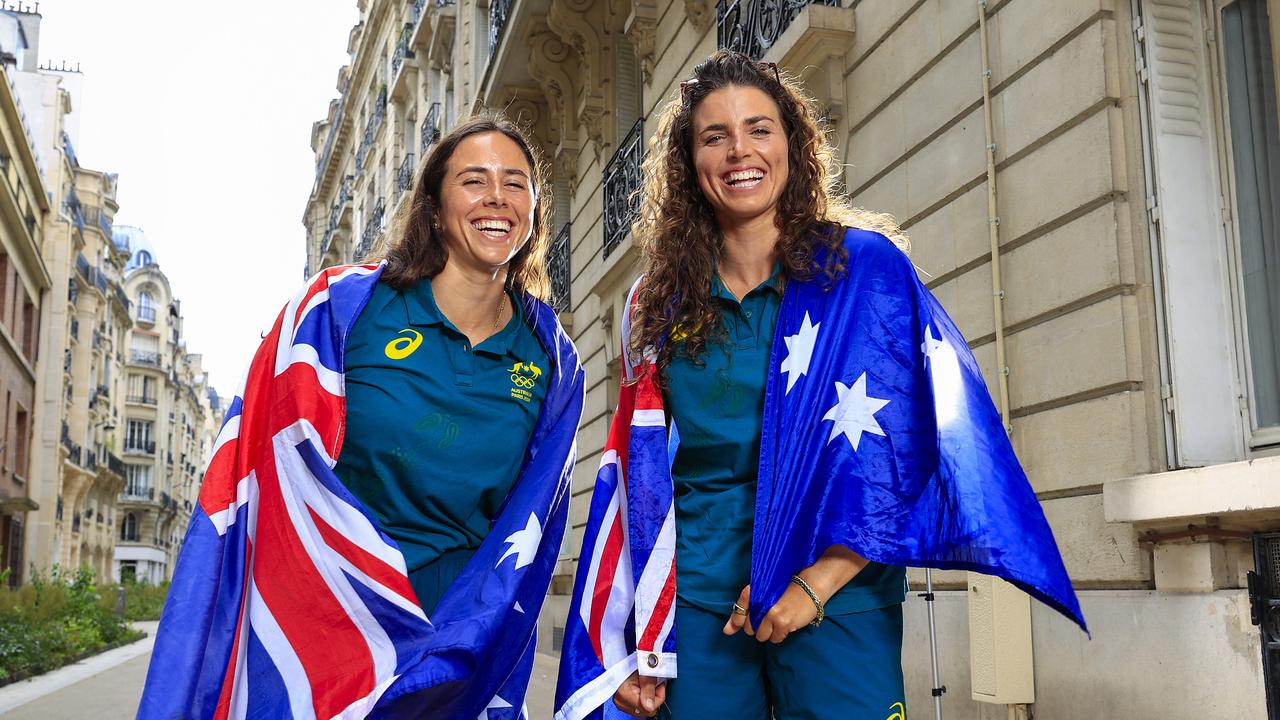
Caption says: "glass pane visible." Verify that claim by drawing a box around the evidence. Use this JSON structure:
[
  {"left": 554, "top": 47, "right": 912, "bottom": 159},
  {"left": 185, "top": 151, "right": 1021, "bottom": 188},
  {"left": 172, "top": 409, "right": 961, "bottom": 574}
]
[{"left": 1223, "top": 0, "right": 1280, "bottom": 429}]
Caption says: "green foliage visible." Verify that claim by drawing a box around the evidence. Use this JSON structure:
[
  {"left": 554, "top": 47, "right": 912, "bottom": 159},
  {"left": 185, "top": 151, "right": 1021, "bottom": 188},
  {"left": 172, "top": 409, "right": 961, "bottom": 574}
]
[
  {"left": 0, "top": 565, "right": 144, "bottom": 683},
  {"left": 116, "top": 579, "right": 169, "bottom": 621}
]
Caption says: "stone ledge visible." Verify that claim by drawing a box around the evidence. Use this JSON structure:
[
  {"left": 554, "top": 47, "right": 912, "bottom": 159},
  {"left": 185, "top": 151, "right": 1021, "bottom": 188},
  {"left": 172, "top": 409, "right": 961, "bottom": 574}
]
[{"left": 1103, "top": 455, "right": 1280, "bottom": 526}]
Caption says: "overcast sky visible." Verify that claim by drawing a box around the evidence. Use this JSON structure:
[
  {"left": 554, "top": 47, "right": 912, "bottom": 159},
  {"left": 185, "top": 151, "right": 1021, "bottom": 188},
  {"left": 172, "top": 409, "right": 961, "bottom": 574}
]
[{"left": 35, "top": 1, "right": 360, "bottom": 396}]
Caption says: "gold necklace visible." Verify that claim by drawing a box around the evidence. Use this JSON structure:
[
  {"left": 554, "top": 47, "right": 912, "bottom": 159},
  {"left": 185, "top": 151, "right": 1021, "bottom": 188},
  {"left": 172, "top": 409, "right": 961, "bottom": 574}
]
[{"left": 493, "top": 292, "right": 506, "bottom": 329}]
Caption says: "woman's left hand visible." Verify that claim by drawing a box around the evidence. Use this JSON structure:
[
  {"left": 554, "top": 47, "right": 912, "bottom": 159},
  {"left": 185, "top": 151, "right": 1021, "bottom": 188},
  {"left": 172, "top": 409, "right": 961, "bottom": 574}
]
[{"left": 722, "top": 582, "right": 820, "bottom": 644}]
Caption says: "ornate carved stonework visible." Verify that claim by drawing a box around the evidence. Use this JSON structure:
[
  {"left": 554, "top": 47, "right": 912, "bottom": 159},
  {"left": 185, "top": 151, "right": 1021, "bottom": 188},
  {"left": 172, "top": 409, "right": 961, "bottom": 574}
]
[
  {"left": 626, "top": 0, "right": 659, "bottom": 84},
  {"left": 684, "top": 0, "right": 715, "bottom": 32}
]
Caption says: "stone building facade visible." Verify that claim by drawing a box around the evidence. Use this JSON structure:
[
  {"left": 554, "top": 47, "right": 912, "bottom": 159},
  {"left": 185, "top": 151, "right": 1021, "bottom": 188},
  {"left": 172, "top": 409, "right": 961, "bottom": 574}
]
[
  {"left": 304, "top": 0, "right": 1280, "bottom": 717},
  {"left": 113, "top": 227, "right": 219, "bottom": 585}
]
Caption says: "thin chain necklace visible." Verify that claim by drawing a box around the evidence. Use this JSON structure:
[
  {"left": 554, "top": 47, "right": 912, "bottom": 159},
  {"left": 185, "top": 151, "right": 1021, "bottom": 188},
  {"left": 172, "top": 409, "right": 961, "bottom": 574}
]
[{"left": 493, "top": 291, "right": 506, "bottom": 329}]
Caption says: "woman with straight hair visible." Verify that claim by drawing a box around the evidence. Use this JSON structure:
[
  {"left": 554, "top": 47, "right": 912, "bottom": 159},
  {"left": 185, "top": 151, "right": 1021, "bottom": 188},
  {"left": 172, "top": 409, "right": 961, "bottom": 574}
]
[
  {"left": 140, "top": 114, "right": 585, "bottom": 719},
  {"left": 555, "top": 51, "right": 1083, "bottom": 720}
]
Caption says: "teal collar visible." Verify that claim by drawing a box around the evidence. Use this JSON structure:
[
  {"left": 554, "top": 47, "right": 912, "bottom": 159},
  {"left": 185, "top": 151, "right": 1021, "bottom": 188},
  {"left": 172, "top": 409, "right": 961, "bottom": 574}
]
[
  {"left": 402, "top": 278, "right": 530, "bottom": 358},
  {"left": 710, "top": 260, "right": 785, "bottom": 301}
]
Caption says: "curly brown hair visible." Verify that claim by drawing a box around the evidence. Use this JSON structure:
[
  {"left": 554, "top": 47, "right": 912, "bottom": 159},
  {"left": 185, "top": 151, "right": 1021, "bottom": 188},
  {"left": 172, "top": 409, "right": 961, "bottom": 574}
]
[
  {"left": 373, "top": 113, "right": 553, "bottom": 300},
  {"left": 630, "top": 50, "right": 906, "bottom": 374}
]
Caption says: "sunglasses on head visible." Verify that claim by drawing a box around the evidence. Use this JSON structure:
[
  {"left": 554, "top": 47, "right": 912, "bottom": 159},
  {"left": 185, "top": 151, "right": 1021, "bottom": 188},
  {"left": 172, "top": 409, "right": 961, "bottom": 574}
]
[{"left": 679, "top": 61, "right": 782, "bottom": 101}]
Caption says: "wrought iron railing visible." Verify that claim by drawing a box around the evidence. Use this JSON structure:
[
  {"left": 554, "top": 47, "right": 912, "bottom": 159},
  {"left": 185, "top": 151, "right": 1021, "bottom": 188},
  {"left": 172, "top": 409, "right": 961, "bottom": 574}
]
[
  {"left": 108, "top": 453, "right": 125, "bottom": 477},
  {"left": 129, "top": 350, "right": 161, "bottom": 366},
  {"left": 356, "top": 88, "right": 388, "bottom": 173},
  {"left": 114, "top": 283, "right": 131, "bottom": 311},
  {"left": 392, "top": 23, "right": 414, "bottom": 78},
  {"left": 75, "top": 253, "right": 91, "bottom": 281},
  {"left": 124, "top": 440, "right": 157, "bottom": 455},
  {"left": 70, "top": 318, "right": 79, "bottom": 340},
  {"left": 603, "top": 120, "right": 645, "bottom": 259},
  {"left": 549, "top": 223, "right": 571, "bottom": 312},
  {"left": 411, "top": 0, "right": 426, "bottom": 26},
  {"left": 315, "top": 98, "right": 345, "bottom": 182},
  {"left": 397, "top": 151, "right": 416, "bottom": 194},
  {"left": 138, "top": 306, "right": 156, "bottom": 323},
  {"left": 716, "top": 0, "right": 839, "bottom": 60},
  {"left": 357, "top": 199, "right": 386, "bottom": 261},
  {"left": 83, "top": 448, "right": 97, "bottom": 470},
  {"left": 421, "top": 102, "right": 442, "bottom": 156},
  {"left": 128, "top": 394, "right": 158, "bottom": 405},
  {"left": 64, "top": 186, "right": 85, "bottom": 234},
  {"left": 63, "top": 437, "right": 81, "bottom": 465},
  {"left": 488, "top": 0, "right": 512, "bottom": 58}
]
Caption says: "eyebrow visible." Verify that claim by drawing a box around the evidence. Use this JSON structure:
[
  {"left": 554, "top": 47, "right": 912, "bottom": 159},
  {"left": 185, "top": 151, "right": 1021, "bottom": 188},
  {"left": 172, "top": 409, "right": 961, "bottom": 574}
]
[
  {"left": 696, "top": 115, "right": 777, "bottom": 134},
  {"left": 455, "top": 166, "right": 531, "bottom": 179}
]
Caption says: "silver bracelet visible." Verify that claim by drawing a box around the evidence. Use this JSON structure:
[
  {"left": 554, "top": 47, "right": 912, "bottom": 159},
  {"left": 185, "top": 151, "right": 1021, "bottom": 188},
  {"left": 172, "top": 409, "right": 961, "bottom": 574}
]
[{"left": 791, "top": 575, "right": 824, "bottom": 627}]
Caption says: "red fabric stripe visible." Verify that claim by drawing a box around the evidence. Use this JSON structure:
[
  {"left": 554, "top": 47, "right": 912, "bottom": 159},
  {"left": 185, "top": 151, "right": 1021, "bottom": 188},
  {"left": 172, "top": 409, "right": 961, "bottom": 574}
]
[
  {"left": 251, "top": 457, "right": 376, "bottom": 718},
  {"left": 637, "top": 557, "right": 677, "bottom": 652},
  {"left": 307, "top": 506, "right": 417, "bottom": 605},
  {"left": 588, "top": 512, "right": 624, "bottom": 664},
  {"left": 212, "top": 535, "right": 254, "bottom": 720}
]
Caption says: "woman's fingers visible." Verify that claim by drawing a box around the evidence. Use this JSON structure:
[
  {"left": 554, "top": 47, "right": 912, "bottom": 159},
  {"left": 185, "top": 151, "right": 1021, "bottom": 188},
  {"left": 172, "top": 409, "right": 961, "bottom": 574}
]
[
  {"left": 638, "top": 674, "right": 666, "bottom": 715},
  {"left": 612, "top": 672, "right": 643, "bottom": 716},
  {"left": 723, "top": 585, "right": 752, "bottom": 635}
]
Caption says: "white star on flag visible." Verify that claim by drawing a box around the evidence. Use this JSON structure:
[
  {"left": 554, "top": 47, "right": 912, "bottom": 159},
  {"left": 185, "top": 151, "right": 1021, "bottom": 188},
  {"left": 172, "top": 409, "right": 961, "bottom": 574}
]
[
  {"left": 514, "top": 601, "right": 525, "bottom": 614},
  {"left": 780, "top": 312, "right": 821, "bottom": 394},
  {"left": 822, "top": 373, "right": 890, "bottom": 450},
  {"left": 498, "top": 512, "right": 542, "bottom": 570},
  {"left": 477, "top": 694, "right": 512, "bottom": 720},
  {"left": 921, "top": 325, "right": 945, "bottom": 359}
]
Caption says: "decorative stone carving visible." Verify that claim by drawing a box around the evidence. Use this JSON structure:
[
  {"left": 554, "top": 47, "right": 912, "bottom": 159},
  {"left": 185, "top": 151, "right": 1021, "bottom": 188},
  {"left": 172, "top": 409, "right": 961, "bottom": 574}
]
[
  {"left": 684, "top": 0, "right": 715, "bottom": 32},
  {"left": 625, "top": 0, "right": 659, "bottom": 84}
]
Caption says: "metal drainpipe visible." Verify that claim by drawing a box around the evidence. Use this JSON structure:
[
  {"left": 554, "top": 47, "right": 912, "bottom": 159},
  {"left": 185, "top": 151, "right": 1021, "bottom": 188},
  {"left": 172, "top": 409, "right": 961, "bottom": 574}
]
[
  {"left": 978, "top": 0, "right": 1013, "bottom": 433},
  {"left": 978, "top": 4, "right": 1027, "bottom": 720}
]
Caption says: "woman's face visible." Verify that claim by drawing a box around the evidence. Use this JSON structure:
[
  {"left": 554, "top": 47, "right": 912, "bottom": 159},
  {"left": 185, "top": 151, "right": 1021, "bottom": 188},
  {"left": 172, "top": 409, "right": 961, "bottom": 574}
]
[
  {"left": 435, "top": 131, "right": 537, "bottom": 276},
  {"left": 690, "top": 84, "right": 790, "bottom": 229}
]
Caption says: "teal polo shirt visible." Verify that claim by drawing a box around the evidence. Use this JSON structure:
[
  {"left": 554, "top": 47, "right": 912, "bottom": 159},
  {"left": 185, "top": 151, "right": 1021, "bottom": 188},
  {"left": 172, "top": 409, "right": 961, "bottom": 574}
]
[
  {"left": 666, "top": 266, "right": 906, "bottom": 615},
  {"left": 334, "top": 279, "right": 550, "bottom": 608}
]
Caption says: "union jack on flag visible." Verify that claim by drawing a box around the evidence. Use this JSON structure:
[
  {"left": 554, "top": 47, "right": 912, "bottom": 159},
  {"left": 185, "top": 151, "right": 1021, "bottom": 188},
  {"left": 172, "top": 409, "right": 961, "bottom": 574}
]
[
  {"left": 138, "top": 264, "right": 584, "bottom": 720},
  {"left": 555, "top": 228, "right": 1085, "bottom": 720}
]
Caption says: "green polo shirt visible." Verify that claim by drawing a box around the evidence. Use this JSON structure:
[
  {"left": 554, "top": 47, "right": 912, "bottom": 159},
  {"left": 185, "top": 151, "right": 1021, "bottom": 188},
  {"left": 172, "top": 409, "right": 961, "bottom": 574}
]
[
  {"left": 666, "top": 266, "right": 906, "bottom": 615},
  {"left": 334, "top": 279, "right": 550, "bottom": 601}
]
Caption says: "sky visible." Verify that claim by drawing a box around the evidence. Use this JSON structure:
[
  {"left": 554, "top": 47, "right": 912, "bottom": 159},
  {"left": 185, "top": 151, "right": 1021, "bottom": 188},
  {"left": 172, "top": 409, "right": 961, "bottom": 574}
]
[{"left": 35, "top": 1, "right": 360, "bottom": 395}]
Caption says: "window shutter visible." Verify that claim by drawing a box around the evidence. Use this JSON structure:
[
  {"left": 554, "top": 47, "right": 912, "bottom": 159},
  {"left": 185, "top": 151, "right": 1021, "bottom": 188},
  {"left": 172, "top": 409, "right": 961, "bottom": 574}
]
[{"left": 1137, "top": 0, "right": 1245, "bottom": 464}]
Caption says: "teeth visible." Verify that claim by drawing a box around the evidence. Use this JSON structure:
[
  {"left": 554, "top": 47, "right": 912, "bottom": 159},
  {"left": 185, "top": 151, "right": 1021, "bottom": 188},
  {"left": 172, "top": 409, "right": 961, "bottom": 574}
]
[
  {"left": 725, "top": 170, "right": 765, "bottom": 184},
  {"left": 471, "top": 219, "right": 511, "bottom": 233}
]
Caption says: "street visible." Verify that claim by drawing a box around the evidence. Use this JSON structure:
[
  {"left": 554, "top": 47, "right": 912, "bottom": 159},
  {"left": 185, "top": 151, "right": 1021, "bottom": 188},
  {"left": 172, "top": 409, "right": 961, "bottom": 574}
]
[{"left": 0, "top": 622, "right": 559, "bottom": 719}]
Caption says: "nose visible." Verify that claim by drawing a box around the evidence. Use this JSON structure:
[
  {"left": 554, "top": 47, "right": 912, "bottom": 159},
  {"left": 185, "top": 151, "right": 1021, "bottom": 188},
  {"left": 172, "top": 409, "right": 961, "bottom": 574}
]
[
  {"left": 728, "top": 131, "right": 751, "bottom": 161},
  {"left": 483, "top": 180, "right": 509, "bottom": 207}
]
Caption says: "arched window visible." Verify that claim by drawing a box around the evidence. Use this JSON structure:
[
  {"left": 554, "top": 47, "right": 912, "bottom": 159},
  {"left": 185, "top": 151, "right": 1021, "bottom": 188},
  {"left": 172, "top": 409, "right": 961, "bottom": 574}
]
[
  {"left": 136, "top": 250, "right": 153, "bottom": 266},
  {"left": 138, "top": 291, "right": 155, "bottom": 323},
  {"left": 120, "top": 512, "right": 139, "bottom": 542}
]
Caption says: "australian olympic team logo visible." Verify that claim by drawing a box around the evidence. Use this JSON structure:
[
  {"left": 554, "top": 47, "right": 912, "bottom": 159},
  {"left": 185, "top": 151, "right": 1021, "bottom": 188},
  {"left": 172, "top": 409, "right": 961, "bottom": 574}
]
[
  {"left": 508, "top": 361, "right": 542, "bottom": 402},
  {"left": 384, "top": 329, "right": 423, "bottom": 360}
]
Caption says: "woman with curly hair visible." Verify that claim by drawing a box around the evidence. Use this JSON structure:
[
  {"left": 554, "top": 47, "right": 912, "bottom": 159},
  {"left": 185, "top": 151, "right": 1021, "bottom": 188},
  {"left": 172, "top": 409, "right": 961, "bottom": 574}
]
[
  {"left": 603, "top": 50, "right": 909, "bottom": 719},
  {"left": 556, "top": 49, "right": 1082, "bottom": 720}
]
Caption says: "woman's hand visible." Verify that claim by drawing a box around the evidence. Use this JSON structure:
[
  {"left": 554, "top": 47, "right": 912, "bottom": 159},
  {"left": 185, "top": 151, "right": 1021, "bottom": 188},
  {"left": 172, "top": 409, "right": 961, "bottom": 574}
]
[
  {"left": 612, "top": 671, "right": 666, "bottom": 717},
  {"left": 722, "top": 545, "right": 871, "bottom": 644},
  {"left": 722, "top": 583, "right": 818, "bottom": 644}
]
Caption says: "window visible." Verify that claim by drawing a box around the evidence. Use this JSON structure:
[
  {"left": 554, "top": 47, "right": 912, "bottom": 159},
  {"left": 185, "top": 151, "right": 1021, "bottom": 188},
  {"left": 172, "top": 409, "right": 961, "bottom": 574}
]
[
  {"left": 21, "top": 298, "right": 34, "bottom": 361},
  {"left": 120, "top": 513, "right": 139, "bottom": 542},
  {"left": 136, "top": 250, "right": 152, "bottom": 266},
  {"left": 125, "top": 419, "right": 154, "bottom": 453},
  {"left": 14, "top": 407, "right": 28, "bottom": 478},
  {"left": 125, "top": 464, "right": 151, "bottom": 497},
  {"left": 119, "top": 560, "right": 137, "bottom": 583},
  {"left": 137, "top": 291, "right": 155, "bottom": 322},
  {"left": 1218, "top": 0, "right": 1280, "bottom": 440}
]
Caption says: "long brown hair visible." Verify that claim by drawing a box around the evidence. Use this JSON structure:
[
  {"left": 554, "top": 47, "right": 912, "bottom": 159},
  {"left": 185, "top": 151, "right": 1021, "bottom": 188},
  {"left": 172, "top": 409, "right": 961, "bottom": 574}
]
[
  {"left": 375, "top": 114, "right": 552, "bottom": 299},
  {"left": 630, "top": 50, "right": 906, "bottom": 373}
]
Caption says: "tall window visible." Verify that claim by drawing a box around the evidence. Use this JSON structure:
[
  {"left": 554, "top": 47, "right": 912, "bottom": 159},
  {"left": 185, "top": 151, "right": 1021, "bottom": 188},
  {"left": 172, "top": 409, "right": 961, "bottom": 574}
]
[
  {"left": 120, "top": 513, "right": 139, "bottom": 542},
  {"left": 137, "top": 291, "right": 156, "bottom": 322},
  {"left": 1220, "top": 0, "right": 1280, "bottom": 437},
  {"left": 125, "top": 464, "right": 152, "bottom": 496},
  {"left": 125, "top": 419, "right": 154, "bottom": 453},
  {"left": 14, "top": 407, "right": 28, "bottom": 478}
]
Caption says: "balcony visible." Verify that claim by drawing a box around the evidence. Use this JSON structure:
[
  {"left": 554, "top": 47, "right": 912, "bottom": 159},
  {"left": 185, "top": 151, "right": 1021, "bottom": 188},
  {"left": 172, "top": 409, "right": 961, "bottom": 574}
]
[
  {"left": 397, "top": 151, "right": 416, "bottom": 196},
  {"left": 92, "top": 329, "right": 102, "bottom": 350},
  {"left": 356, "top": 88, "right": 388, "bottom": 174},
  {"left": 83, "top": 448, "right": 97, "bottom": 470},
  {"left": 716, "top": 0, "right": 840, "bottom": 60},
  {"left": 83, "top": 205, "right": 113, "bottom": 239},
  {"left": 62, "top": 437, "right": 82, "bottom": 465},
  {"left": 64, "top": 186, "right": 85, "bottom": 235},
  {"left": 127, "top": 394, "right": 158, "bottom": 406},
  {"left": 549, "top": 223, "right": 571, "bottom": 313},
  {"left": 107, "top": 452, "right": 125, "bottom": 477},
  {"left": 603, "top": 120, "right": 644, "bottom": 259},
  {"left": 123, "top": 486, "right": 154, "bottom": 502},
  {"left": 357, "top": 199, "right": 386, "bottom": 261},
  {"left": 391, "top": 23, "right": 416, "bottom": 99},
  {"left": 488, "top": 0, "right": 512, "bottom": 59},
  {"left": 137, "top": 305, "right": 157, "bottom": 324},
  {"left": 421, "top": 102, "right": 442, "bottom": 156},
  {"left": 129, "top": 350, "right": 162, "bottom": 367},
  {"left": 124, "top": 440, "right": 157, "bottom": 456},
  {"left": 114, "top": 284, "right": 131, "bottom": 312}
]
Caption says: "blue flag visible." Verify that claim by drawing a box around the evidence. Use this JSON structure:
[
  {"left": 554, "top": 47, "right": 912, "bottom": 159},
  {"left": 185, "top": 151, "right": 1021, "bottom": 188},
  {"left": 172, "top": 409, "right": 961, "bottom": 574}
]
[{"left": 751, "top": 227, "right": 1085, "bottom": 632}]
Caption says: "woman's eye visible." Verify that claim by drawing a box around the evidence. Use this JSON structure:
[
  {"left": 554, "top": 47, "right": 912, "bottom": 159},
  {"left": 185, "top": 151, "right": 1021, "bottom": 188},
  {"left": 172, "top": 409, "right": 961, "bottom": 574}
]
[
  {"left": 464, "top": 178, "right": 483, "bottom": 186},
  {"left": 506, "top": 182, "right": 527, "bottom": 190},
  {"left": 752, "top": 128, "right": 771, "bottom": 136},
  {"left": 704, "top": 135, "right": 723, "bottom": 145}
]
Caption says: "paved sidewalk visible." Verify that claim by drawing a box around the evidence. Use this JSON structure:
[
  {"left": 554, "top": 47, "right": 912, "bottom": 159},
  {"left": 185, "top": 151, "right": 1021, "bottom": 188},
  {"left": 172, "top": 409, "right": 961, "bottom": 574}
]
[{"left": 0, "top": 621, "right": 158, "bottom": 719}]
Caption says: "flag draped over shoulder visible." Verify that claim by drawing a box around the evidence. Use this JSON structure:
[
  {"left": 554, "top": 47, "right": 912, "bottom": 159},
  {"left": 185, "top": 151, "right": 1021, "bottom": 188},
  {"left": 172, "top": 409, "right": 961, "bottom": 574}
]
[
  {"left": 138, "top": 263, "right": 584, "bottom": 720},
  {"left": 555, "top": 228, "right": 1085, "bottom": 720}
]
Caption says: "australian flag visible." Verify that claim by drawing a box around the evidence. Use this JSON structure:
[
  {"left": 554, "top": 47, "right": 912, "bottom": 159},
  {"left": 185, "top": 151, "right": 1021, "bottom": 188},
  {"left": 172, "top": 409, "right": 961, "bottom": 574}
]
[
  {"left": 556, "top": 228, "right": 1084, "bottom": 720},
  {"left": 138, "top": 263, "right": 584, "bottom": 720}
]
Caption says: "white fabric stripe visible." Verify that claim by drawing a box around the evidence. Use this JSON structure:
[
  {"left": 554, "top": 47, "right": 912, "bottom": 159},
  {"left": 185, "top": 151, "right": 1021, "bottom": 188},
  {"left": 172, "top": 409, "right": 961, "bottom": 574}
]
[
  {"left": 599, "top": 480, "right": 634, "bottom": 668},
  {"left": 225, "top": 473, "right": 261, "bottom": 720},
  {"left": 632, "top": 504, "right": 675, "bottom": 651},
  {"left": 631, "top": 410, "right": 666, "bottom": 427},
  {"left": 274, "top": 284, "right": 309, "bottom": 377},
  {"left": 283, "top": 344, "right": 344, "bottom": 396},
  {"left": 274, "top": 421, "right": 413, "bottom": 578},
  {"left": 333, "top": 672, "right": 402, "bottom": 720},
  {"left": 621, "top": 278, "right": 642, "bottom": 382},
  {"left": 211, "top": 414, "right": 241, "bottom": 460},
  {"left": 208, "top": 473, "right": 256, "bottom": 536},
  {"left": 246, "top": 576, "right": 316, "bottom": 720},
  {"left": 271, "top": 421, "right": 406, "bottom": 690},
  {"left": 577, "top": 451, "right": 620, "bottom": 631},
  {"left": 553, "top": 653, "right": 639, "bottom": 720}
]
